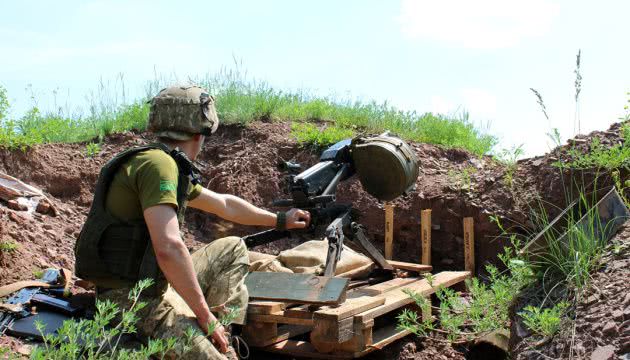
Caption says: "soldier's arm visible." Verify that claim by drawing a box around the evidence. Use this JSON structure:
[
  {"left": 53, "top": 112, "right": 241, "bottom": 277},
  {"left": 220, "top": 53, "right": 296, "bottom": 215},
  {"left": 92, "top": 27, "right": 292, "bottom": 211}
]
[
  {"left": 143, "top": 205, "right": 217, "bottom": 332},
  {"left": 189, "top": 188, "right": 310, "bottom": 229}
]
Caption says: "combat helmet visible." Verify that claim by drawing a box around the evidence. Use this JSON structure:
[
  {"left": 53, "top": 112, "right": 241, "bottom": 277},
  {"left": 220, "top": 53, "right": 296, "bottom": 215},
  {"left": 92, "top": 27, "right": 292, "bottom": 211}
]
[{"left": 148, "top": 85, "right": 219, "bottom": 140}]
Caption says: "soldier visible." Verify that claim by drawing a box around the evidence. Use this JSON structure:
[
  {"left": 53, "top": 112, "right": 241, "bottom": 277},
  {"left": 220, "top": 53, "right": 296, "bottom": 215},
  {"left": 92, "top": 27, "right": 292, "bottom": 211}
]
[{"left": 74, "top": 85, "right": 310, "bottom": 359}]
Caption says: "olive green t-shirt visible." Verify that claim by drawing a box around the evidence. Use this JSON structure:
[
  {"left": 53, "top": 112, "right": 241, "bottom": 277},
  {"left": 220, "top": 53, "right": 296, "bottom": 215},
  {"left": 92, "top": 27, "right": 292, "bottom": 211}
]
[{"left": 105, "top": 149, "right": 203, "bottom": 221}]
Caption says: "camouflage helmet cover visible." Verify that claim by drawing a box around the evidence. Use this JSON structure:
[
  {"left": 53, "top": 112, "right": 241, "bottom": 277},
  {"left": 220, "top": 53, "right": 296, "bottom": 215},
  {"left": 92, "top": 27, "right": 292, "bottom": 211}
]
[{"left": 148, "top": 85, "right": 219, "bottom": 140}]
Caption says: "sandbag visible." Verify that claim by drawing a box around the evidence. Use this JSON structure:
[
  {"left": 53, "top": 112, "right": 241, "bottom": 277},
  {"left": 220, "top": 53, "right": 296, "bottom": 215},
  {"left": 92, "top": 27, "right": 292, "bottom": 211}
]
[
  {"left": 351, "top": 133, "right": 419, "bottom": 201},
  {"left": 248, "top": 240, "right": 374, "bottom": 279}
]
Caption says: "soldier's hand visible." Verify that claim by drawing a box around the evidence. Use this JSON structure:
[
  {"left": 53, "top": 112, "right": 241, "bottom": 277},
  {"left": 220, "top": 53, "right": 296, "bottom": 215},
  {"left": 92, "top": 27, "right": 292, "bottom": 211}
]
[
  {"left": 198, "top": 313, "right": 229, "bottom": 353},
  {"left": 286, "top": 208, "right": 311, "bottom": 229},
  {"left": 209, "top": 323, "right": 229, "bottom": 353}
]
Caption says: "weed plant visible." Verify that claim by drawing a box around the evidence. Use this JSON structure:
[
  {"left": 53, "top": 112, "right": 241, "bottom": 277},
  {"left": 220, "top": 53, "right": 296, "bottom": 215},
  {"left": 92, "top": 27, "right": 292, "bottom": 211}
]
[
  {"left": 447, "top": 165, "right": 477, "bottom": 194},
  {"left": 495, "top": 145, "right": 524, "bottom": 188},
  {"left": 85, "top": 142, "right": 102, "bottom": 158},
  {"left": 559, "top": 124, "right": 630, "bottom": 172}
]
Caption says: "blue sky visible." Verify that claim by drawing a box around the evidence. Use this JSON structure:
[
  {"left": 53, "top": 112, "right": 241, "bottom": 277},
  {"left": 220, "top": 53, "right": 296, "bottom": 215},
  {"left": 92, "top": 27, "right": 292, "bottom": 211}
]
[{"left": 1, "top": 0, "right": 628, "bottom": 157}]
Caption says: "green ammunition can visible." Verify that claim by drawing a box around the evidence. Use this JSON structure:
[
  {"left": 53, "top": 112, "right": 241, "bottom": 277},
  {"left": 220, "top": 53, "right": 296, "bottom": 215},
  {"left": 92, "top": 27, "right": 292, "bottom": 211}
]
[{"left": 351, "top": 133, "right": 419, "bottom": 201}]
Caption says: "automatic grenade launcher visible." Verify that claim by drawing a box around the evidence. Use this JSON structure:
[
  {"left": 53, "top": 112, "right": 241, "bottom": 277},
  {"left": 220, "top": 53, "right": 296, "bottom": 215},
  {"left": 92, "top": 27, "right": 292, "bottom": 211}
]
[{"left": 242, "top": 133, "right": 419, "bottom": 277}]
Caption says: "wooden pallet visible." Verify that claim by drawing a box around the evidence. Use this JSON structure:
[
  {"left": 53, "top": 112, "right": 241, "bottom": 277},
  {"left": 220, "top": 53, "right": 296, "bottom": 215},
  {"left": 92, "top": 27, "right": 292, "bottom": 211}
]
[{"left": 242, "top": 270, "right": 471, "bottom": 357}]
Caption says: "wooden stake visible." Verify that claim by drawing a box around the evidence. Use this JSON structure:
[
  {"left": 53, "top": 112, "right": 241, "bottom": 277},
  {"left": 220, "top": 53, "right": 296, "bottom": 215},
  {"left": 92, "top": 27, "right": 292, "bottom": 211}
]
[
  {"left": 463, "top": 217, "right": 475, "bottom": 274},
  {"left": 421, "top": 209, "right": 432, "bottom": 265},
  {"left": 384, "top": 204, "right": 394, "bottom": 260}
]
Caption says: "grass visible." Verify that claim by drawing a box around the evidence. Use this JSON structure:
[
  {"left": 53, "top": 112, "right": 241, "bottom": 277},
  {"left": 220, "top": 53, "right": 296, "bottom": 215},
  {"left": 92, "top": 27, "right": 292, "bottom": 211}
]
[
  {"left": 290, "top": 122, "right": 354, "bottom": 148},
  {"left": 527, "top": 55, "right": 627, "bottom": 290},
  {"left": 0, "top": 66, "right": 497, "bottom": 155},
  {"left": 0, "top": 240, "right": 18, "bottom": 252},
  {"left": 529, "top": 186, "right": 616, "bottom": 290}
]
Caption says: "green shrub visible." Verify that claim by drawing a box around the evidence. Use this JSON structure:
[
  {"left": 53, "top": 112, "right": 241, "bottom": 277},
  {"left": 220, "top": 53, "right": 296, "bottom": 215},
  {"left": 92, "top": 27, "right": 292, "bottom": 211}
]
[
  {"left": 398, "top": 234, "right": 534, "bottom": 342},
  {"left": 519, "top": 302, "right": 569, "bottom": 338},
  {"left": 30, "top": 279, "right": 200, "bottom": 360},
  {"left": 0, "top": 346, "right": 19, "bottom": 360},
  {"left": 0, "top": 240, "right": 18, "bottom": 252}
]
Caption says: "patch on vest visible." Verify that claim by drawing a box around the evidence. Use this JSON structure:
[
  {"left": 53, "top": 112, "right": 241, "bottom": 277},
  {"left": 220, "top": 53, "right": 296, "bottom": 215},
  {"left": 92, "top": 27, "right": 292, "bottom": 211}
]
[{"left": 160, "top": 180, "right": 177, "bottom": 192}]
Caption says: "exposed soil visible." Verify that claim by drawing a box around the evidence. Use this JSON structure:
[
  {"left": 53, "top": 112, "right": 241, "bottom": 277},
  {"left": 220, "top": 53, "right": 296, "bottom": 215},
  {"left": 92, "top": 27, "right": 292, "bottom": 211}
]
[{"left": 0, "top": 120, "right": 628, "bottom": 358}]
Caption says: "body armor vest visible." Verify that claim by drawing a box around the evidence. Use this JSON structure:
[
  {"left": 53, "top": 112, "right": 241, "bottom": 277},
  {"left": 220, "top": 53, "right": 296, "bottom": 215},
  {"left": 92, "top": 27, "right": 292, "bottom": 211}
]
[{"left": 74, "top": 143, "right": 199, "bottom": 293}]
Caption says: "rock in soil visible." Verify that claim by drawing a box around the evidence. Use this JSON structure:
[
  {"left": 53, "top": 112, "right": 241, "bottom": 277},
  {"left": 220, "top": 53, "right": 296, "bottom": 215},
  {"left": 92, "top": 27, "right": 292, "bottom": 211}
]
[{"left": 590, "top": 345, "right": 616, "bottom": 360}]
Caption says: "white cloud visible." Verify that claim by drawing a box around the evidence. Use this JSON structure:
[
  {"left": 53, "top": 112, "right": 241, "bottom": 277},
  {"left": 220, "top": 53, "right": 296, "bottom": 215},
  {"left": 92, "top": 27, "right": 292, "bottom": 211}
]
[{"left": 397, "top": 0, "right": 560, "bottom": 48}]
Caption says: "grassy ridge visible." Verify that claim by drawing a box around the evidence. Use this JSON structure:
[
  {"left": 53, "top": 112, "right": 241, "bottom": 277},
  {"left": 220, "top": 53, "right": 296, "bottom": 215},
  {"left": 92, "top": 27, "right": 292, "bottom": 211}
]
[{"left": 0, "top": 69, "right": 497, "bottom": 155}]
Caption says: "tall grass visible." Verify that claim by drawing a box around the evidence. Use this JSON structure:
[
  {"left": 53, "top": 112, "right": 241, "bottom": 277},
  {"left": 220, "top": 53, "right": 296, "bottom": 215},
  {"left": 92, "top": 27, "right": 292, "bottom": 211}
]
[
  {"left": 529, "top": 189, "right": 614, "bottom": 290},
  {"left": 0, "top": 66, "right": 496, "bottom": 154}
]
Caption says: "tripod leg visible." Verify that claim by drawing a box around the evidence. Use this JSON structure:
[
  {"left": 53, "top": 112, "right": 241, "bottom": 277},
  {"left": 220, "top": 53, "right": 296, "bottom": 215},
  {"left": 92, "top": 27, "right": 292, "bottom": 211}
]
[
  {"left": 350, "top": 223, "right": 393, "bottom": 271},
  {"left": 323, "top": 234, "right": 343, "bottom": 277}
]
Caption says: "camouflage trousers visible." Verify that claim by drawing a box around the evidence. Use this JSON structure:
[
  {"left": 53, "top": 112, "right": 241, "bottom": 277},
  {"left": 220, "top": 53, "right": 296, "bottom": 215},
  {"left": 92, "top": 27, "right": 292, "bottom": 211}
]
[{"left": 98, "top": 236, "right": 249, "bottom": 360}]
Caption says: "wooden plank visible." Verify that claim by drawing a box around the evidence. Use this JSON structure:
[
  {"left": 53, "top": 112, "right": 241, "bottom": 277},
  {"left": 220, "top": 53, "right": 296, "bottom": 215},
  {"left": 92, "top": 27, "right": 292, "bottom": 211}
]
[
  {"left": 313, "top": 295, "right": 385, "bottom": 321},
  {"left": 242, "top": 321, "right": 277, "bottom": 347},
  {"left": 243, "top": 323, "right": 311, "bottom": 347},
  {"left": 463, "top": 217, "right": 475, "bottom": 275},
  {"left": 312, "top": 319, "right": 375, "bottom": 353},
  {"left": 311, "top": 316, "right": 355, "bottom": 345},
  {"left": 387, "top": 260, "right": 432, "bottom": 273},
  {"left": 357, "top": 277, "right": 418, "bottom": 296},
  {"left": 247, "top": 301, "right": 287, "bottom": 315},
  {"left": 248, "top": 311, "right": 314, "bottom": 326},
  {"left": 384, "top": 204, "right": 394, "bottom": 260},
  {"left": 283, "top": 306, "right": 313, "bottom": 319},
  {"left": 265, "top": 340, "right": 354, "bottom": 359},
  {"left": 336, "top": 326, "right": 373, "bottom": 353},
  {"left": 246, "top": 272, "right": 349, "bottom": 305},
  {"left": 421, "top": 209, "right": 432, "bottom": 265},
  {"left": 355, "top": 271, "right": 471, "bottom": 324},
  {"left": 356, "top": 323, "right": 410, "bottom": 353}
]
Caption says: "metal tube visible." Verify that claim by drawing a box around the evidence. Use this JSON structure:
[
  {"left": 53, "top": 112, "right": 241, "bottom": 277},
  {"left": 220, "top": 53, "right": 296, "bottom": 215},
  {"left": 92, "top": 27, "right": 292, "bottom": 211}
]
[{"left": 322, "top": 164, "right": 350, "bottom": 196}]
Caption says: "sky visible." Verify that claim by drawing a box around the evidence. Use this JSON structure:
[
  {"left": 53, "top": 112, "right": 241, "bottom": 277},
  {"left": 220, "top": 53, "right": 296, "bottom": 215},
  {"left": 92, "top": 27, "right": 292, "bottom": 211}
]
[{"left": 1, "top": 0, "right": 629, "bottom": 157}]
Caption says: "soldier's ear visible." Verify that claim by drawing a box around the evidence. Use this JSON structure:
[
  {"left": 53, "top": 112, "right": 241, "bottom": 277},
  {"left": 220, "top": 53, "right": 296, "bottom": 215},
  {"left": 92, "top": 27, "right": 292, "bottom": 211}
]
[{"left": 192, "top": 133, "right": 203, "bottom": 142}]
